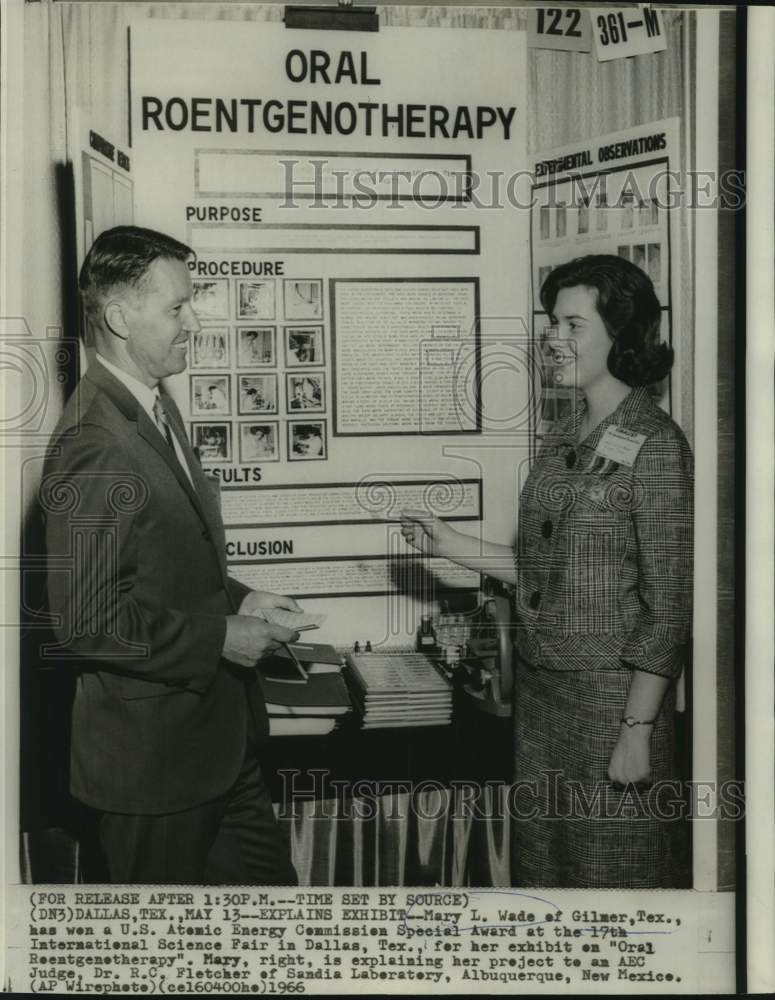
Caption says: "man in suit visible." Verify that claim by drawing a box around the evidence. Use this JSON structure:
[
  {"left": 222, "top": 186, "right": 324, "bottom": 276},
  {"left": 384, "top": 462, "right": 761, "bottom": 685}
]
[{"left": 43, "top": 226, "right": 299, "bottom": 884}]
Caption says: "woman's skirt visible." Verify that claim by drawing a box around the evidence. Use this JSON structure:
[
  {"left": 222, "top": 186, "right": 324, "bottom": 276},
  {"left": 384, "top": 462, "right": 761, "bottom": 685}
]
[{"left": 511, "top": 658, "right": 686, "bottom": 888}]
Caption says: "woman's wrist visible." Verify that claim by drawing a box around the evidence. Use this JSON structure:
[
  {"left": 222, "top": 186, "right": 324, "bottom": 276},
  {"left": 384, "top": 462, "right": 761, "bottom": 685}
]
[
  {"left": 618, "top": 720, "right": 653, "bottom": 742},
  {"left": 620, "top": 714, "right": 656, "bottom": 729}
]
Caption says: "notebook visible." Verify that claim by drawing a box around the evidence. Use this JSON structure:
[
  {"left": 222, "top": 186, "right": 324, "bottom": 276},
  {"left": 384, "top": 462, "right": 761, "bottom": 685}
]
[{"left": 255, "top": 608, "right": 327, "bottom": 631}]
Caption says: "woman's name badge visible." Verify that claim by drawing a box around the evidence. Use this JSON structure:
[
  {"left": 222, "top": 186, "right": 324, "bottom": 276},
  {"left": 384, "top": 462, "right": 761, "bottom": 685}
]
[{"left": 595, "top": 426, "right": 647, "bottom": 466}]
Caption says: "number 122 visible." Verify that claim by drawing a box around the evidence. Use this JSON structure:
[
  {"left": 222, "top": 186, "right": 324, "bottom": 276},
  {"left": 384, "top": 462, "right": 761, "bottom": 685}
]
[{"left": 537, "top": 8, "right": 583, "bottom": 38}]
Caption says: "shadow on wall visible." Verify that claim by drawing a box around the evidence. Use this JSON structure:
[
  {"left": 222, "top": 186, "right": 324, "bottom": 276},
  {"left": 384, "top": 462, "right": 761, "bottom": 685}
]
[{"left": 19, "top": 161, "right": 84, "bottom": 882}]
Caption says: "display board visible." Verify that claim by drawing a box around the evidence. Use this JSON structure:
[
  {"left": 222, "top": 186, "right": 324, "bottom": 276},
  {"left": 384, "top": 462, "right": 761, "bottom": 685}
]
[{"left": 131, "top": 19, "right": 529, "bottom": 641}]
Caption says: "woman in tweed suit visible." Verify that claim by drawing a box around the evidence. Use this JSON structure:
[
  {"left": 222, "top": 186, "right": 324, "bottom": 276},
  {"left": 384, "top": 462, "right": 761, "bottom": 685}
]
[{"left": 401, "top": 255, "right": 693, "bottom": 888}]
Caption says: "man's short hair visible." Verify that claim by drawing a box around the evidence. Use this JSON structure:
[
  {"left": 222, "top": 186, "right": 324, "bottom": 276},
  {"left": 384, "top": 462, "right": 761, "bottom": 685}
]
[{"left": 79, "top": 225, "right": 193, "bottom": 327}]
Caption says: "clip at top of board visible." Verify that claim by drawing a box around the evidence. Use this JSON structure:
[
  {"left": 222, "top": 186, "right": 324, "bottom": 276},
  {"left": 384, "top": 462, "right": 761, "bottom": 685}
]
[{"left": 285, "top": 2, "right": 379, "bottom": 32}]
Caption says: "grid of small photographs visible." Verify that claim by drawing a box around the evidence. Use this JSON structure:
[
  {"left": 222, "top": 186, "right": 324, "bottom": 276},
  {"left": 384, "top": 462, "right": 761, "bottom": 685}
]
[
  {"left": 537, "top": 195, "right": 660, "bottom": 245},
  {"left": 535, "top": 194, "right": 664, "bottom": 297},
  {"left": 189, "top": 276, "right": 328, "bottom": 464}
]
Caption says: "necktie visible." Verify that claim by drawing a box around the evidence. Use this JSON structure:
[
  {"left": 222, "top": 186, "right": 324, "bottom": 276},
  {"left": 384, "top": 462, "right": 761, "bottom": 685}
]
[
  {"left": 153, "top": 394, "right": 196, "bottom": 490},
  {"left": 153, "top": 395, "right": 175, "bottom": 449}
]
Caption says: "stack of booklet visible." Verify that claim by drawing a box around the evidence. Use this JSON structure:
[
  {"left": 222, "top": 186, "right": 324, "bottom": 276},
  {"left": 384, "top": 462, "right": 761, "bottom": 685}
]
[
  {"left": 258, "top": 642, "right": 351, "bottom": 736},
  {"left": 344, "top": 651, "right": 454, "bottom": 729}
]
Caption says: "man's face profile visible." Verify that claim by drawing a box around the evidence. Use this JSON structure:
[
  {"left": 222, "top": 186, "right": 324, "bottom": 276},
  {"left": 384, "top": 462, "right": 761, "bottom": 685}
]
[{"left": 122, "top": 257, "right": 200, "bottom": 384}]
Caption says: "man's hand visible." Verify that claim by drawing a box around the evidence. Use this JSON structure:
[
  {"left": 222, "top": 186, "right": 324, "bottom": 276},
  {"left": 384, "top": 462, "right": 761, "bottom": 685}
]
[
  {"left": 608, "top": 725, "right": 652, "bottom": 788},
  {"left": 223, "top": 616, "right": 300, "bottom": 668},
  {"left": 238, "top": 590, "right": 302, "bottom": 616}
]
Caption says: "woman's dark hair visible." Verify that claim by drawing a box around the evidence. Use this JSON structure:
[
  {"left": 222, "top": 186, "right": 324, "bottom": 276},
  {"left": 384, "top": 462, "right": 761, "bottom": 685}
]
[{"left": 539, "top": 254, "right": 673, "bottom": 387}]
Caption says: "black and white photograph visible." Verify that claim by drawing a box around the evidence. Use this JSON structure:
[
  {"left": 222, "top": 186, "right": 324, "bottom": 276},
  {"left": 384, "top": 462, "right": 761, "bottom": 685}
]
[
  {"left": 237, "top": 279, "right": 276, "bottom": 320},
  {"left": 577, "top": 198, "right": 589, "bottom": 236},
  {"left": 190, "top": 421, "right": 232, "bottom": 463},
  {"left": 640, "top": 198, "right": 659, "bottom": 227},
  {"left": 239, "top": 421, "right": 280, "bottom": 463},
  {"left": 288, "top": 419, "right": 327, "bottom": 461},
  {"left": 648, "top": 242, "right": 662, "bottom": 285},
  {"left": 620, "top": 193, "right": 635, "bottom": 230},
  {"left": 190, "top": 326, "right": 230, "bottom": 369},
  {"left": 190, "top": 374, "right": 231, "bottom": 416},
  {"left": 595, "top": 192, "right": 609, "bottom": 232},
  {"left": 237, "top": 326, "right": 276, "bottom": 368},
  {"left": 286, "top": 372, "right": 325, "bottom": 413},
  {"left": 283, "top": 277, "right": 323, "bottom": 320},
  {"left": 238, "top": 373, "right": 278, "bottom": 415},
  {"left": 539, "top": 205, "right": 550, "bottom": 241},
  {"left": 285, "top": 326, "right": 325, "bottom": 367},
  {"left": 4, "top": 1, "right": 767, "bottom": 996},
  {"left": 191, "top": 277, "right": 229, "bottom": 320},
  {"left": 555, "top": 202, "right": 567, "bottom": 239}
]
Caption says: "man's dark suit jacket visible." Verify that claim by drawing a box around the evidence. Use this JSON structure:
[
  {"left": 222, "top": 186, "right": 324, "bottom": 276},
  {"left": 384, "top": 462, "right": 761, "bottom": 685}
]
[{"left": 43, "top": 362, "right": 267, "bottom": 815}]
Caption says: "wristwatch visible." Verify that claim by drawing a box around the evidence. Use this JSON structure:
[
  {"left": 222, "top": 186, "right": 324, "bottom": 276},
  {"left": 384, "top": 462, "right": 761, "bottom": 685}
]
[{"left": 621, "top": 715, "right": 656, "bottom": 728}]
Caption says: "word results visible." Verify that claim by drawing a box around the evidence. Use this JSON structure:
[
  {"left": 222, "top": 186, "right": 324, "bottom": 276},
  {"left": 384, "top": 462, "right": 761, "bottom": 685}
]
[{"left": 23, "top": 889, "right": 691, "bottom": 995}]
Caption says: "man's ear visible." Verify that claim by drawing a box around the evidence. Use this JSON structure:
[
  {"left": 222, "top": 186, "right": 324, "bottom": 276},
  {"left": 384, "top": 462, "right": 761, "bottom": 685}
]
[{"left": 103, "top": 299, "right": 131, "bottom": 341}]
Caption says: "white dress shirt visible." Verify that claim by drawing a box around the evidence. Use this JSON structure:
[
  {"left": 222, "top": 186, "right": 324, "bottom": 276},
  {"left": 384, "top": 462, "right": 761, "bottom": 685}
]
[{"left": 95, "top": 354, "right": 195, "bottom": 488}]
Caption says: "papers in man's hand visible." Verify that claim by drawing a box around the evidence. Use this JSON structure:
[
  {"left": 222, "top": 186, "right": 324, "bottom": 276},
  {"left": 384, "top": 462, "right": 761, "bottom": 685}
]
[{"left": 255, "top": 607, "right": 327, "bottom": 631}]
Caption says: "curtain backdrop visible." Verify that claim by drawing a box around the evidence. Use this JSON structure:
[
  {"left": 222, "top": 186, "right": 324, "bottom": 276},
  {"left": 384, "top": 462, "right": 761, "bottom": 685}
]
[
  {"left": 283, "top": 785, "right": 512, "bottom": 886},
  {"left": 21, "top": 787, "right": 515, "bottom": 886}
]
